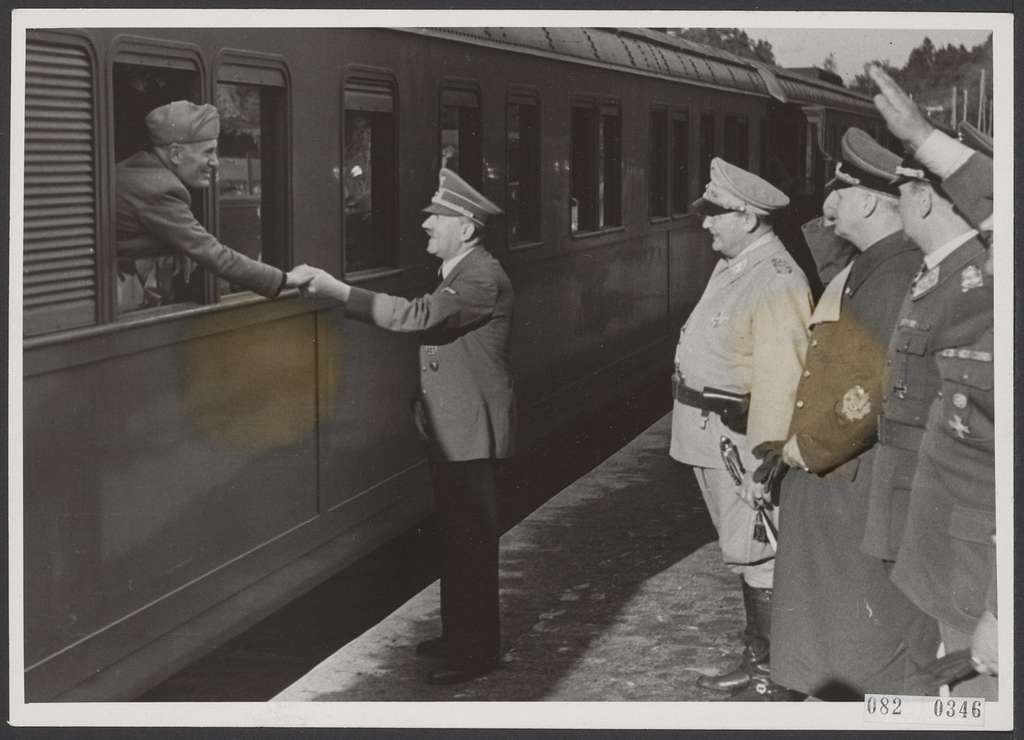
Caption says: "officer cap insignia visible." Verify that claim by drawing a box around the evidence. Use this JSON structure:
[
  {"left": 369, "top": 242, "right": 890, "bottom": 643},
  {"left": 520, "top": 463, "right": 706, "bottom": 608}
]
[
  {"left": 960, "top": 264, "right": 984, "bottom": 292},
  {"left": 442, "top": 286, "right": 458, "bottom": 295},
  {"left": 771, "top": 256, "right": 793, "bottom": 275},
  {"left": 826, "top": 128, "right": 903, "bottom": 196},
  {"left": 837, "top": 384, "right": 871, "bottom": 423}
]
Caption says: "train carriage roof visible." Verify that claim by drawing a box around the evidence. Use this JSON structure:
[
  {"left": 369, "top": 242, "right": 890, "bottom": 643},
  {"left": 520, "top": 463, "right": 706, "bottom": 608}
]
[{"left": 401, "top": 27, "right": 879, "bottom": 117}]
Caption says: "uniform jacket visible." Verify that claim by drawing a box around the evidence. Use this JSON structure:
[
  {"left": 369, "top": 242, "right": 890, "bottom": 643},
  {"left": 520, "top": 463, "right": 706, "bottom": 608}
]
[
  {"left": 862, "top": 236, "right": 991, "bottom": 560},
  {"left": 670, "top": 232, "right": 812, "bottom": 469},
  {"left": 892, "top": 323, "right": 995, "bottom": 632},
  {"left": 345, "top": 247, "right": 516, "bottom": 461},
  {"left": 116, "top": 150, "right": 285, "bottom": 298},
  {"left": 787, "top": 231, "right": 919, "bottom": 474}
]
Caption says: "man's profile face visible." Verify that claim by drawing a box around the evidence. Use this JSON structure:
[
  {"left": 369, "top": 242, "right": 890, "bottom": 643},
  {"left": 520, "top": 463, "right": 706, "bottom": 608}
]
[
  {"left": 824, "top": 187, "right": 861, "bottom": 241},
  {"left": 171, "top": 139, "right": 219, "bottom": 189},
  {"left": 702, "top": 210, "right": 749, "bottom": 258},
  {"left": 422, "top": 213, "right": 467, "bottom": 261}
]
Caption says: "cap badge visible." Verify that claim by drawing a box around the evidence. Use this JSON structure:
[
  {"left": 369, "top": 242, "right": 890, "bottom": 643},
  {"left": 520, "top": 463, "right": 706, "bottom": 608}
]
[
  {"left": 839, "top": 384, "right": 872, "bottom": 422},
  {"left": 960, "top": 265, "right": 984, "bottom": 292}
]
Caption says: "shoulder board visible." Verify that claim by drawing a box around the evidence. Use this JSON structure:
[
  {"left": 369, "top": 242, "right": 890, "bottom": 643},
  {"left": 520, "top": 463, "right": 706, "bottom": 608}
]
[{"left": 442, "top": 286, "right": 457, "bottom": 295}]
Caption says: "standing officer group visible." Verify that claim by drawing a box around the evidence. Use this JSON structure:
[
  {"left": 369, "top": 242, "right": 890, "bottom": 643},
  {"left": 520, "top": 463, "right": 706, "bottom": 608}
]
[{"left": 676, "top": 66, "right": 997, "bottom": 702}]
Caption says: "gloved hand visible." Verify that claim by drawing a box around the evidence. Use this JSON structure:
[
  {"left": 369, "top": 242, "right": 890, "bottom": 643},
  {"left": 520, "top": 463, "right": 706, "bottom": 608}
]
[{"left": 752, "top": 441, "right": 788, "bottom": 506}]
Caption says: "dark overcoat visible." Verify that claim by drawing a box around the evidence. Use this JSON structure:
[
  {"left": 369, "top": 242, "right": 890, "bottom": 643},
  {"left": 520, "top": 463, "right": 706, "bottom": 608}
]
[
  {"left": 771, "top": 232, "right": 937, "bottom": 698},
  {"left": 345, "top": 247, "right": 516, "bottom": 461},
  {"left": 116, "top": 149, "right": 286, "bottom": 297}
]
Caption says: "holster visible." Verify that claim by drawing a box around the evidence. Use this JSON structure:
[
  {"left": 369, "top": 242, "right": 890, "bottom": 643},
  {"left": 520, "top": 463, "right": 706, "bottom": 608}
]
[{"left": 673, "top": 374, "right": 750, "bottom": 434}]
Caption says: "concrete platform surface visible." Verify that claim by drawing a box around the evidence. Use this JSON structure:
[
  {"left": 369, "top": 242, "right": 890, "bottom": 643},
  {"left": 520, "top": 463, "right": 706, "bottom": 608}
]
[{"left": 274, "top": 414, "right": 748, "bottom": 701}]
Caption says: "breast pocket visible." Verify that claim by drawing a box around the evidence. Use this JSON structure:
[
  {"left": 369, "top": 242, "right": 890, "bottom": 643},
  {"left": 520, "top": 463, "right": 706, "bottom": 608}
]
[
  {"left": 937, "top": 354, "right": 994, "bottom": 446},
  {"left": 889, "top": 327, "right": 931, "bottom": 401}
]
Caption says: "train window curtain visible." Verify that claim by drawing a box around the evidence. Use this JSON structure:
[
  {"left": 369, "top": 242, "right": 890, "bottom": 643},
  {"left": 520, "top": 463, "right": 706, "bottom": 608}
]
[{"left": 22, "top": 32, "right": 101, "bottom": 337}]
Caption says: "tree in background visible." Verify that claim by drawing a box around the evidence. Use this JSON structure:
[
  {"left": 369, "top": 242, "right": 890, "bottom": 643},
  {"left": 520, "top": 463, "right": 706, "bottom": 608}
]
[
  {"left": 821, "top": 52, "right": 838, "bottom": 74},
  {"left": 666, "top": 28, "right": 776, "bottom": 65}
]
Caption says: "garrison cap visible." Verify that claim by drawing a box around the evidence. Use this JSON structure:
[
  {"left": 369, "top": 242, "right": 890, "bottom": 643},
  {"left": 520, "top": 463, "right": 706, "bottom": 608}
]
[
  {"left": 423, "top": 167, "right": 503, "bottom": 226},
  {"left": 691, "top": 157, "right": 789, "bottom": 217},
  {"left": 145, "top": 100, "right": 220, "bottom": 146},
  {"left": 826, "top": 127, "right": 903, "bottom": 196}
]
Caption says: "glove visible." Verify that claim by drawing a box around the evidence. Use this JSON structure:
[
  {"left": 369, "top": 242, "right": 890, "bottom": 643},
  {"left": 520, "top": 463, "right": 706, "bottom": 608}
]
[{"left": 752, "top": 441, "right": 788, "bottom": 506}]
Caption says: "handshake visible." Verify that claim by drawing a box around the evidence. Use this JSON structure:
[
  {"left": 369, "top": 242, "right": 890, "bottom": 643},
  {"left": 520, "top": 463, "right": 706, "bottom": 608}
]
[{"left": 284, "top": 264, "right": 351, "bottom": 301}]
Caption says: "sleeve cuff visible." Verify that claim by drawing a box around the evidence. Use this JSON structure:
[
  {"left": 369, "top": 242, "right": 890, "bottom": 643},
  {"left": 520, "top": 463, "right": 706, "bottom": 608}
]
[
  {"left": 915, "top": 129, "right": 974, "bottom": 180},
  {"left": 274, "top": 270, "right": 288, "bottom": 297}
]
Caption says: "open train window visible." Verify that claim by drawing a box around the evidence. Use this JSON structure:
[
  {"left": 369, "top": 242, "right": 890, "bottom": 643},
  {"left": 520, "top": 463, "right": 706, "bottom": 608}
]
[
  {"left": 649, "top": 107, "right": 669, "bottom": 220},
  {"left": 699, "top": 111, "right": 715, "bottom": 181},
  {"left": 570, "top": 99, "right": 621, "bottom": 234},
  {"left": 723, "top": 114, "right": 749, "bottom": 169},
  {"left": 343, "top": 74, "right": 398, "bottom": 274},
  {"left": 507, "top": 88, "right": 541, "bottom": 248},
  {"left": 215, "top": 56, "right": 290, "bottom": 296},
  {"left": 440, "top": 86, "right": 481, "bottom": 188},
  {"left": 112, "top": 51, "right": 205, "bottom": 316},
  {"left": 671, "top": 111, "right": 691, "bottom": 216}
]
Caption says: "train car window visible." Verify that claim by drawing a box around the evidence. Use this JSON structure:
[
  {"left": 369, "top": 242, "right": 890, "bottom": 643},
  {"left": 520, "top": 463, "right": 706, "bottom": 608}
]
[
  {"left": 23, "top": 31, "right": 100, "bottom": 337},
  {"left": 649, "top": 108, "right": 669, "bottom": 219},
  {"left": 343, "top": 76, "right": 398, "bottom": 274},
  {"left": 507, "top": 89, "right": 541, "bottom": 247},
  {"left": 112, "top": 57, "right": 204, "bottom": 316},
  {"left": 671, "top": 111, "right": 690, "bottom": 216},
  {"left": 570, "top": 100, "right": 622, "bottom": 234},
  {"left": 440, "top": 87, "right": 482, "bottom": 188},
  {"left": 699, "top": 111, "right": 715, "bottom": 181},
  {"left": 723, "top": 114, "right": 749, "bottom": 169},
  {"left": 215, "top": 61, "right": 289, "bottom": 296}
]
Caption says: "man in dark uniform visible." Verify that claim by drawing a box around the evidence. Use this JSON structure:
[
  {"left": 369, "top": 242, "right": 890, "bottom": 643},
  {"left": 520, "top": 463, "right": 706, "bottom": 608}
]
[
  {"left": 294, "top": 168, "right": 514, "bottom": 685},
  {"left": 116, "top": 100, "right": 306, "bottom": 311},
  {"left": 745, "top": 129, "right": 937, "bottom": 700},
  {"left": 869, "top": 65, "right": 997, "bottom": 698}
]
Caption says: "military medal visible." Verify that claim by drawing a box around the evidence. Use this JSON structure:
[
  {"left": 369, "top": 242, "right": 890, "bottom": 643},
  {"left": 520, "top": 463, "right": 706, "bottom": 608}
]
[
  {"left": 960, "top": 265, "right": 984, "bottom": 292},
  {"left": 948, "top": 413, "right": 971, "bottom": 439}
]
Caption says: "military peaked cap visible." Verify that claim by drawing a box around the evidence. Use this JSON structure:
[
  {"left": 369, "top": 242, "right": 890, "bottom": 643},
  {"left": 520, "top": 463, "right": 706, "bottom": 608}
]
[
  {"left": 691, "top": 157, "right": 789, "bottom": 217},
  {"left": 827, "top": 127, "right": 903, "bottom": 196},
  {"left": 146, "top": 101, "right": 220, "bottom": 145},
  {"left": 423, "top": 168, "right": 503, "bottom": 226}
]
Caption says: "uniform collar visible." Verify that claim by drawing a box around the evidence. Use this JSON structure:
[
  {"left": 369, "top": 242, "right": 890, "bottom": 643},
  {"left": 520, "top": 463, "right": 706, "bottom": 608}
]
[
  {"left": 441, "top": 246, "right": 476, "bottom": 279},
  {"left": 715, "top": 232, "right": 779, "bottom": 279},
  {"left": 924, "top": 229, "right": 978, "bottom": 270},
  {"left": 845, "top": 230, "right": 915, "bottom": 297}
]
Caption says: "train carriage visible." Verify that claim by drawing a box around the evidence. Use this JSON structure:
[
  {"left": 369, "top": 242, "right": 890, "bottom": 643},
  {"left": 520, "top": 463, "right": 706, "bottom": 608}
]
[{"left": 19, "top": 26, "right": 885, "bottom": 701}]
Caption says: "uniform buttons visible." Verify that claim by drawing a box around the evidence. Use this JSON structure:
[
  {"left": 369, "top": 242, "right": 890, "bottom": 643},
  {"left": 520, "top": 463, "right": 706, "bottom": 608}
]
[
  {"left": 421, "top": 366, "right": 427, "bottom": 372},
  {"left": 961, "top": 373, "right": 970, "bottom": 382},
  {"left": 952, "top": 392, "right": 968, "bottom": 409},
  {"left": 811, "top": 340, "right": 818, "bottom": 347},
  {"left": 803, "top": 370, "right": 811, "bottom": 378},
  {"left": 796, "top": 400, "right": 805, "bottom": 409}
]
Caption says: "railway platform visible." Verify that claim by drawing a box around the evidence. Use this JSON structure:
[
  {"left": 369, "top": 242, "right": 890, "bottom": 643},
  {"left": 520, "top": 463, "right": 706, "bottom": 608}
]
[{"left": 274, "top": 413, "right": 749, "bottom": 702}]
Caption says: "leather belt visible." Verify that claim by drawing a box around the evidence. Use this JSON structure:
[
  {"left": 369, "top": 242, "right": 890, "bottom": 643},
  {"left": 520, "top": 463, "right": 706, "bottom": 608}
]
[
  {"left": 673, "top": 378, "right": 704, "bottom": 407},
  {"left": 878, "top": 416, "right": 925, "bottom": 452}
]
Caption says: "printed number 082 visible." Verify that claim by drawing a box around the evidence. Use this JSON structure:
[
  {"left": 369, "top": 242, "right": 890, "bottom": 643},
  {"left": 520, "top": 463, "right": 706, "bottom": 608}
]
[{"left": 866, "top": 696, "right": 902, "bottom": 715}]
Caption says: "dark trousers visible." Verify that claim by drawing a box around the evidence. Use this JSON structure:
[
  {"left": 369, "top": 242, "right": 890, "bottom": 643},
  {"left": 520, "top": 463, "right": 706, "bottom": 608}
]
[{"left": 430, "top": 458, "right": 500, "bottom": 669}]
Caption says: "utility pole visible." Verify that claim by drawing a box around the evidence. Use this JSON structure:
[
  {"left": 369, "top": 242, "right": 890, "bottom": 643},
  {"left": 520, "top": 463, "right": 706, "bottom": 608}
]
[
  {"left": 951, "top": 85, "right": 958, "bottom": 127},
  {"left": 977, "top": 69, "right": 986, "bottom": 128}
]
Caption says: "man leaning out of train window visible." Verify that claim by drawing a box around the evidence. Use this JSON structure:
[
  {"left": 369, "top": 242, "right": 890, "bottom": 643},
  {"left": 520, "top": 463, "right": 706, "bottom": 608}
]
[{"left": 115, "top": 100, "right": 312, "bottom": 312}]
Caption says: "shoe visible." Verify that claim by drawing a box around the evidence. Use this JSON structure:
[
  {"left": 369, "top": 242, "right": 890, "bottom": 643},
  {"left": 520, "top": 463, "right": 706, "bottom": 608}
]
[
  {"left": 730, "top": 675, "right": 806, "bottom": 701},
  {"left": 425, "top": 663, "right": 495, "bottom": 685},
  {"left": 698, "top": 662, "right": 755, "bottom": 691},
  {"left": 698, "top": 581, "right": 770, "bottom": 692},
  {"left": 415, "top": 636, "right": 447, "bottom": 658}
]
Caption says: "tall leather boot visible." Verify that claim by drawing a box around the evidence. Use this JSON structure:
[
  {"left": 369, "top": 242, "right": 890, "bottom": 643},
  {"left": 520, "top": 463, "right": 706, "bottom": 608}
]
[
  {"left": 729, "top": 586, "right": 805, "bottom": 701},
  {"left": 698, "top": 579, "right": 763, "bottom": 691}
]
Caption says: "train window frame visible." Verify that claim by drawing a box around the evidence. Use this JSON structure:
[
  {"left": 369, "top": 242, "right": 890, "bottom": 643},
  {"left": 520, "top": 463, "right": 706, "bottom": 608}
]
[
  {"left": 648, "top": 104, "right": 670, "bottom": 223},
  {"left": 23, "top": 29, "right": 105, "bottom": 336},
  {"left": 213, "top": 49, "right": 293, "bottom": 301},
  {"left": 723, "top": 113, "right": 750, "bottom": 170},
  {"left": 341, "top": 66, "right": 400, "bottom": 279},
  {"left": 506, "top": 85, "right": 542, "bottom": 251},
  {"left": 569, "top": 95, "right": 623, "bottom": 239},
  {"left": 438, "top": 80, "right": 483, "bottom": 189},
  {"left": 670, "top": 107, "right": 692, "bottom": 220},
  {"left": 698, "top": 110, "right": 716, "bottom": 189},
  {"left": 108, "top": 36, "right": 210, "bottom": 320}
]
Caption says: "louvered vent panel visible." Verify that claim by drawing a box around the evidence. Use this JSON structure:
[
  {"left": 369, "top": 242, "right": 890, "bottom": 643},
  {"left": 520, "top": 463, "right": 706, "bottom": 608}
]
[{"left": 23, "top": 36, "right": 98, "bottom": 336}]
